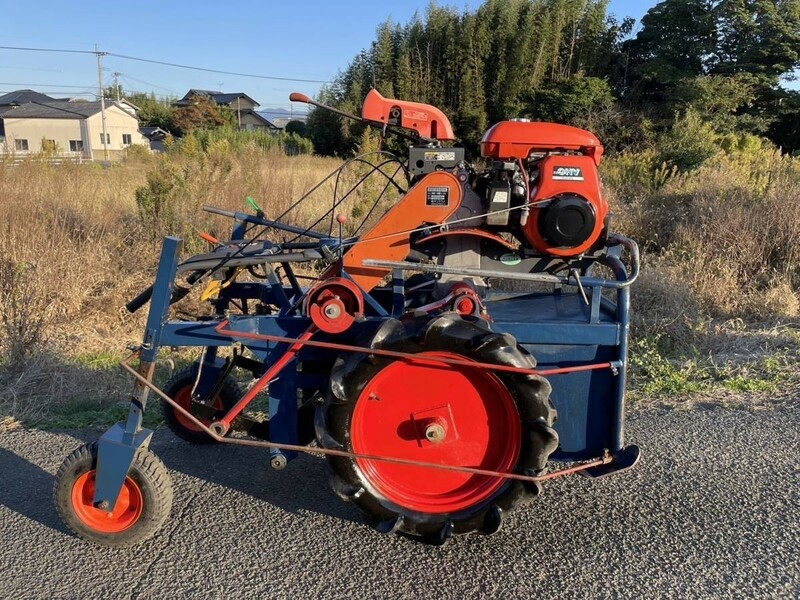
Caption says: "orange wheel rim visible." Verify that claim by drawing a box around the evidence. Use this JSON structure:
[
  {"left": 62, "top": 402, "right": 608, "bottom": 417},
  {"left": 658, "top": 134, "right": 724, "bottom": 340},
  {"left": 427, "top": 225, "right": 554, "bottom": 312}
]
[{"left": 71, "top": 470, "right": 143, "bottom": 533}]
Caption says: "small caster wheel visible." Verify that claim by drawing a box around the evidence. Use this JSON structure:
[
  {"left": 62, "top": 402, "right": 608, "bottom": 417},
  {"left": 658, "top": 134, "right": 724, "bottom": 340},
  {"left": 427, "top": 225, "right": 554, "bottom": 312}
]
[{"left": 54, "top": 442, "right": 173, "bottom": 547}]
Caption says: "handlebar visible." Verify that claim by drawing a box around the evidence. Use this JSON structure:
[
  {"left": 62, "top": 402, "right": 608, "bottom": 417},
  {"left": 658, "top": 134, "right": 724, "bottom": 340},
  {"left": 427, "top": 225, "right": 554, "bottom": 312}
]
[
  {"left": 125, "top": 271, "right": 205, "bottom": 313},
  {"left": 202, "top": 205, "right": 329, "bottom": 240}
]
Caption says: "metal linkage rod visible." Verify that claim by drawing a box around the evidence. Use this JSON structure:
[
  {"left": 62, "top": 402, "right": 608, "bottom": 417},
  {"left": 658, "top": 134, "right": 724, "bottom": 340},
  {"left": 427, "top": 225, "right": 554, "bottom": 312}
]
[
  {"left": 119, "top": 353, "right": 612, "bottom": 484},
  {"left": 213, "top": 319, "right": 616, "bottom": 378}
]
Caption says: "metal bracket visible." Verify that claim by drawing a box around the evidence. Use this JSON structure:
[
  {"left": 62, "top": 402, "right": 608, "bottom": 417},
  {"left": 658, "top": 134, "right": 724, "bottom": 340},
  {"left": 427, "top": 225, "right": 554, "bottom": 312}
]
[{"left": 93, "top": 423, "right": 153, "bottom": 510}]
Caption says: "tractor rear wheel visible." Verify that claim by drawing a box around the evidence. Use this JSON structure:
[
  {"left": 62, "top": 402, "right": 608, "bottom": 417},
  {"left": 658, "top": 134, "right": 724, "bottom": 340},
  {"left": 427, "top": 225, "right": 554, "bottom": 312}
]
[
  {"left": 317, "top": 314, "right": 558, "bottom": 544},
  {"left": 54, "top": 442, "right": 173, "bottom": 547},
  {"left": 162, "top": 367, "right": 242, "bottom": 444}
]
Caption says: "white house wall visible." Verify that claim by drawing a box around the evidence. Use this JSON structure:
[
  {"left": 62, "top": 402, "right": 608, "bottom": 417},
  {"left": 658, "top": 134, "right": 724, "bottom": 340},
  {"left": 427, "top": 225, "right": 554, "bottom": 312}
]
[
  {"left": 1, "top": 117, "right": 84, "bottom": 153},
  {"left": 1, "top": 104, "right": 148, "bottom": 159},
  {"left": 86, "top": 106, "right": 148, "bottom": 158}
]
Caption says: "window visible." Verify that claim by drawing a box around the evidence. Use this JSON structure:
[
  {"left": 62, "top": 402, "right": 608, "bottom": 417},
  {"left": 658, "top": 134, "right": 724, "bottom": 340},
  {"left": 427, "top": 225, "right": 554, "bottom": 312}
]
[
  {"left": 15, "top": 139, "right": 29, "bottom": 151},
  {"left": 122, "top": 133, "right": 132, "bottom": 146},
  {"left": 69, "top": 140, "right": 84, "bottom": 152},
  {"left": 99, "top": 133, "right": 110, "bottom": 145}
]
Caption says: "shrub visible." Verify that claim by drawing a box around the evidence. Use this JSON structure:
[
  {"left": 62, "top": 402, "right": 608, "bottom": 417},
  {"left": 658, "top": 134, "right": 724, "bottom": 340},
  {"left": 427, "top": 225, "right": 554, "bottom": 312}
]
[{"left": 655, "top": 109, "right": 720, "bottom": 172}]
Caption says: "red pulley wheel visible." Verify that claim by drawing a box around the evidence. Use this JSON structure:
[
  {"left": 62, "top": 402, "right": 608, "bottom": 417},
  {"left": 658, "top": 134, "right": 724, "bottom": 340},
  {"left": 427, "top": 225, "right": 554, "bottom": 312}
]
[{"left": 350, "top": 351, "right": 521, "bottom": 514}]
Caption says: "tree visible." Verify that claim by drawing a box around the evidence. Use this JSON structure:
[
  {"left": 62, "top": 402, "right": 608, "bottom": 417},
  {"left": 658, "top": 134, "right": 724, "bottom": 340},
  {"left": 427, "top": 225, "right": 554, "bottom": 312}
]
[
  {"left": 173, "top": 94, "right": 232, "bottom": 135},
  {"left": 127, "top": 92, "right": 177, "bottom": 133},
  {"left": 527, "top": 75, "right": 615, "bottom": 124},
  {"left": 284, "top": 120, "right": 308, "bottom": 137}
]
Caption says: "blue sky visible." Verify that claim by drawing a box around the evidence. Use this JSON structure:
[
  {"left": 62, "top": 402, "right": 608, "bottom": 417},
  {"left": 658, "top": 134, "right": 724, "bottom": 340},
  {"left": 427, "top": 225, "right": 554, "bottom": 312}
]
[{"left": 0, "top": 1, "right": 651, "bottom": 110}]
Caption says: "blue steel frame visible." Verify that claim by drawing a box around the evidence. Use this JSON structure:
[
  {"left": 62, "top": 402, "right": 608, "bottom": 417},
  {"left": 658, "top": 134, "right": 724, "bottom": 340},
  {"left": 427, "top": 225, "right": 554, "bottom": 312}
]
[{"left": 93, "top": 229, "right": 636, "bottom": 510}]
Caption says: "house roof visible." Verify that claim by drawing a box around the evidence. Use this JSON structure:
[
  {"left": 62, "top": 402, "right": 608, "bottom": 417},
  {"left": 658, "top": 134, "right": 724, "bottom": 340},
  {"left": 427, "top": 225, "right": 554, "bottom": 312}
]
[
  {"left": 241, "top": 109, "right": 277, "bottom": 128},
  {"left": 0, "top": 100, "right": 133, "bottom": 120},
  {"left": 0, "top": 89, "right": 56, "bottom": 106},
  {"left": 139, "top": 126, "right": 168, "bottom": 139},
  {"left": 175, "top": 89, "right": 260, "bottom": 107}
]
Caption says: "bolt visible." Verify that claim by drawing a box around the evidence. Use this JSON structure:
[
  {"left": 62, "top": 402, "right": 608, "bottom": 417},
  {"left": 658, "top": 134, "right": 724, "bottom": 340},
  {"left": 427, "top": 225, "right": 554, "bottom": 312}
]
[
  {"left": 270, "top": 454, "right": 288, "bottom": 470},
  {"left": 323, "top": 303, "right": 342, "bottom": 319},
  {"left": 96, "top": 500, "right": 110, "bottom": 511},
  {"left": 425, "top": 423, "right": 446, "bottom": 444}
]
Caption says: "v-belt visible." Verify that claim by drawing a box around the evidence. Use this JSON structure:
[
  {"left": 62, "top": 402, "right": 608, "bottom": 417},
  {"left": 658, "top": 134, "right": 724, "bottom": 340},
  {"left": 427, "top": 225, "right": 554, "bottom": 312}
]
[{"left": 120, "top": 317, "right": 619, "bottom": 485}]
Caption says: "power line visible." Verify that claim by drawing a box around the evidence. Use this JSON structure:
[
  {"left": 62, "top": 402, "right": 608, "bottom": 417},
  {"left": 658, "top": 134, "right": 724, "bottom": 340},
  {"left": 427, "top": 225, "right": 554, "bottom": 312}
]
[
  {"left": 0, "top": 45, "right": 95, "bottom": 55},
  {"left": 118, "top": 73, "right": 178, "bottom": 95},
  {"left": 106, "top": 52, "right": 330, "bottom": 84},
  {"left": 0, "top": 44, "right": 331, "bottom": 84},
  {"left": 0, "top": 81, "right": 96, "bottom": 89}
]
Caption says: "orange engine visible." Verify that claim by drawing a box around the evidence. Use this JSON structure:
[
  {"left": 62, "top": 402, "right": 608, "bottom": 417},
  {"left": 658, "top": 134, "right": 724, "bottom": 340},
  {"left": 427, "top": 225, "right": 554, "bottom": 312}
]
[{"left": 480, "top": 121, "right": 608, "bottom": 257}]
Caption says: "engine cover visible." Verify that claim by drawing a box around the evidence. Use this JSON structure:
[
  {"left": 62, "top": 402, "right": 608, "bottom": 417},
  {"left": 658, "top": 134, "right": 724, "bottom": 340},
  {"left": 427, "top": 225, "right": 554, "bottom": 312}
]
[
  {"left": 480, "top": 121, "right": 604, "bottom": 165},
  {"left": 526, "top": 155, "right": 607, "bottom": 257},
  {"left": 480, "top": 121, "right": 607, "bottom": 257}
]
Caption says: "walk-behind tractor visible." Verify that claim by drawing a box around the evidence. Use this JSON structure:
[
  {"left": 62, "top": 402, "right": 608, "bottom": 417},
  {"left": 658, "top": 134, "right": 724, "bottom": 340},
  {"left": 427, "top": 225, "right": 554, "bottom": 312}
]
[{"left": 54, "top": 90, "right": 641, "bottom": 546}]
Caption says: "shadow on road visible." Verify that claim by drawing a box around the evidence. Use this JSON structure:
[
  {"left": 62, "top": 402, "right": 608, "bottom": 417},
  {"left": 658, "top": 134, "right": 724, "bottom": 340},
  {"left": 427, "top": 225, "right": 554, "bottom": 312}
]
[
  {"left": 157, "top": 438, "right": 363, "bottom": 526},
  {"left": 0, "top": 447, "right": 70, "bottom": 535}
]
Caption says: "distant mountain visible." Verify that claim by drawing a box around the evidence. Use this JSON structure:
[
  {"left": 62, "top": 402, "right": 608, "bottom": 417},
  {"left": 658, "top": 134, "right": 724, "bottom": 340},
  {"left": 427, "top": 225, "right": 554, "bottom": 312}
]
[{"left": 259, "top": 108, "right": 307, "bottom": 127}]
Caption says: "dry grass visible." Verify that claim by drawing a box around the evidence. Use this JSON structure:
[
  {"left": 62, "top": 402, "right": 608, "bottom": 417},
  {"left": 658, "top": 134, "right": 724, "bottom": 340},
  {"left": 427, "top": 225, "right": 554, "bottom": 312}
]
[
  {"left": 607, "top": 146, "right": 800, "bottom": 401},
  {"left": 2, "top": 141, "right": 799, "bottom": 423},
  {"left": 0, "top": 149, "right": 348, "bottom": 420}
]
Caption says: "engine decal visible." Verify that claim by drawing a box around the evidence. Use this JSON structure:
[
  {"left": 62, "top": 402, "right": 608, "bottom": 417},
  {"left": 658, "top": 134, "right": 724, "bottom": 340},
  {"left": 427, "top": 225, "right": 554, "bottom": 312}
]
[
  {"left": 426, "top": 186, "right": 450, "bottom": 206},
  {"left": 552, "top": 166, "right": 584, "bottom": 181}
]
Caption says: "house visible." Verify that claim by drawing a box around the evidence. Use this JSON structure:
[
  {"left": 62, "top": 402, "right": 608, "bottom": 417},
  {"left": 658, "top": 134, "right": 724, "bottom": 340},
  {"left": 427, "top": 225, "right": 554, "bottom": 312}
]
[
  {"left": 139, "top": 126, "right": 169, "bottom": 152},
  {"left": 0, "top": 92, "right": 148, "bottom": 160},
  {"left": 175, "top": 89, "right": 278, "bottom": 131},
  {"left": 0, "top": 89, "right": 57, "bottom": 108}
]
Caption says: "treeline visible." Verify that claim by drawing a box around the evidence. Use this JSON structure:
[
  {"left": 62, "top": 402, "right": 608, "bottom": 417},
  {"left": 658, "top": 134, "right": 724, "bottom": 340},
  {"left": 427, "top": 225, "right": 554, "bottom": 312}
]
[{"left": 307, "top": 0, "right": 800, "bottom": 160}]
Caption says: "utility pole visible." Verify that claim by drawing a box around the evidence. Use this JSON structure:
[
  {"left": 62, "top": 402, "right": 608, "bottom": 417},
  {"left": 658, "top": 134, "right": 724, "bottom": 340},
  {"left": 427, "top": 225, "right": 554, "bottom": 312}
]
[
  {"left": 113, "top": 71, "right": 122, "bottom": 102},
  {"left": 95, "top": 45, "right": 109, "bottom": 162}
]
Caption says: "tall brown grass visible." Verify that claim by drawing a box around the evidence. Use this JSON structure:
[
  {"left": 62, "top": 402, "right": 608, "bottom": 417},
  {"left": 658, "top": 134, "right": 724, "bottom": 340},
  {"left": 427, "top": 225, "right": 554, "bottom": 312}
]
[
  {"left": 2, "top": 140, "right": 799, "bottom": 419},
  {"left": 0, "top": 149, "right": 348, "bottom": 418}
]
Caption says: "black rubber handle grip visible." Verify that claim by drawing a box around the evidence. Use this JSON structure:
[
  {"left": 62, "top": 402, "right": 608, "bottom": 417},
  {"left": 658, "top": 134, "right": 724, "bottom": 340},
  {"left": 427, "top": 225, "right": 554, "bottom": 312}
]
[
  {"left": 125, "top": 271, "right": 207, "bottom": 314},
  {"left": 125, "top": 286, "right": 153, "bottom": 313}
]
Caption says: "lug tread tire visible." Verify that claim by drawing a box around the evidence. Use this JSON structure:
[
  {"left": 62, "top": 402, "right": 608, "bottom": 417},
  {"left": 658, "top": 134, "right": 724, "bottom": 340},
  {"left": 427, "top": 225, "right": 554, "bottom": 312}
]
[{"left": 318, "top": 313, "right": 558, "bottom": 542}]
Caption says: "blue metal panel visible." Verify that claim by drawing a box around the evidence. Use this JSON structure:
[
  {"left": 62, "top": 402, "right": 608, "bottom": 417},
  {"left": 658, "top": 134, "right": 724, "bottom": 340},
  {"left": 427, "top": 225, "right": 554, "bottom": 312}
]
[
  {"left": 93, "top": 424, "right": 152, "bottom": 510},
  {"left": 521, "top": 343, "right": 617, "bottom": 458},
  {"left": 489, "top": 288, "right": 628, "bottom": 460}
]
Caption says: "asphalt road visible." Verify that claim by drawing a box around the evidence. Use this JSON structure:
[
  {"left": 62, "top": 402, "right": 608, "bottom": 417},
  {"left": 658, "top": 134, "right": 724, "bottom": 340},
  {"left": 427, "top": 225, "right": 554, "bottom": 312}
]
[{"left": 0, "top": 405, "right": 798, "bottom": 600}]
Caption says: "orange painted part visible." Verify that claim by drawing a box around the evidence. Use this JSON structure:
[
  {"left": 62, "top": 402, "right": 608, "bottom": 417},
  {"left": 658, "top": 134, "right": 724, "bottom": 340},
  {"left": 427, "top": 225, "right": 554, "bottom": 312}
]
[
  {"left": 416, "top": 228, "right": 517, "bottom": 250},
  {"left": 361, "top": 89, "right": 456, "bottom": 141},
  {"left": 305, "top": 277, "right": 364, "bottom": 334},
  {"left": 199, "top": 232, "right": 220, "bottom": 245},
  {"left": 71, "top": 471, "right": 143, "bottom": 533},
  {"left": 340, "top": 172, "right": 462, "bottom": 292},
  {"left": 481, "top": 121, "right": 604, "bottom": 165},
  {"left": 524, "top": 155, "right": 608, "bottom": 257}
]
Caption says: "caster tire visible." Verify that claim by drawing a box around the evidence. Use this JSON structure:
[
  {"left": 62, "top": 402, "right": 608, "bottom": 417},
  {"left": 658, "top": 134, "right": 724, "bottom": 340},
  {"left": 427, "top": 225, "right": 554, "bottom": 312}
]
[{"left": 54, "top": 442, "right": 173, "bottom": 547}]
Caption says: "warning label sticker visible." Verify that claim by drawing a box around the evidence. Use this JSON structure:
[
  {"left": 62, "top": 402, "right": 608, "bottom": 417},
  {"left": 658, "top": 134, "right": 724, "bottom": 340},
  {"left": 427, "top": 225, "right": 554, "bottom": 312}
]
[
  {"left": 426, "top": 186, "right": 450, "bottom": 206},
  {"left": 424, "top": 151, "right": 457, "bottom": 162}
]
